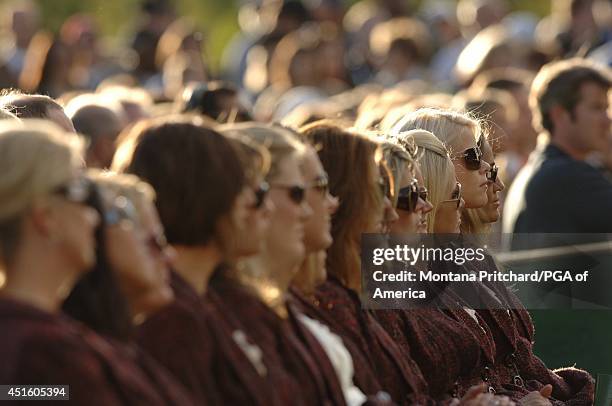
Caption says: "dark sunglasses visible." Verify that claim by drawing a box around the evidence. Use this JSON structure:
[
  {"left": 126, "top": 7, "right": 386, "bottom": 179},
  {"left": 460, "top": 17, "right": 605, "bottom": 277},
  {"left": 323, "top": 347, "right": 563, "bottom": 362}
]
[
  {"left": 455, "top": 146, "right": 483, "bottom": 171},
  {"left": 54, "top": 176, "right": 94, "bottom": 204},
  {"left": 396, "top": 179, "right": 419, "bottom": 212},
  {"left": 309, "top": 175, "right": 329, "bottom": 194},
  {"left": 487, "top": 163, "right": 499, "bottom": 183},
  {"left": 441, "top": 182, "right": 462, "bottom": 209},
  {"left": 418, "top": 187, "right": 428, "bottom": 202},
  {"left": 253, "top": 181, "right": 269, "bottom": 209},
  {"left": 270, "top": 183, "right": 306, "bottom": 205}
]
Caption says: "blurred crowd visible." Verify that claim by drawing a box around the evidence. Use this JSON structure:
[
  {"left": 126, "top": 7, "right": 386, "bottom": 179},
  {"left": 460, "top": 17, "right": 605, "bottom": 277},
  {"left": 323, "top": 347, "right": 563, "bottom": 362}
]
[{"left": 0, "top": 0, "right": 610, "bottom": 405}]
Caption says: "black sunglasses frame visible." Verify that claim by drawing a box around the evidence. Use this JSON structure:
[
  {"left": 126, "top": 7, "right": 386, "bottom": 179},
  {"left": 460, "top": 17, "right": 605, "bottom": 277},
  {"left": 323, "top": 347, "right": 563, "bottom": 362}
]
[{"left": 396, "top": 179, "right": 419, "bottom": 212}]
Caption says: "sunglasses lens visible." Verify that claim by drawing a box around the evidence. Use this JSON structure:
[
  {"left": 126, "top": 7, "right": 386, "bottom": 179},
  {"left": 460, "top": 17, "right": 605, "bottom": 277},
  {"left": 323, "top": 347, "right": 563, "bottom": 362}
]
[
  {"left": 289, "top": 186, "right": 305, "bottom": 204},
  {"left": 463, "top": 147, "right": 482, "bottom": 170},
  {"left": 397, "top": 183, "right": 419, "bottom": 212},
  {"left": 487, "top": 166, "right": 498, "bottom": 183}
]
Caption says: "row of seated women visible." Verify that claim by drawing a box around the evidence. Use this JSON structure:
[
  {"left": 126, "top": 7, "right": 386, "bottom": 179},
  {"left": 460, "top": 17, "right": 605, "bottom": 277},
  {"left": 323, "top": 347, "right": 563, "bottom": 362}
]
[{"left": 0, "top": 108, "right": 594, "bottom": 405}]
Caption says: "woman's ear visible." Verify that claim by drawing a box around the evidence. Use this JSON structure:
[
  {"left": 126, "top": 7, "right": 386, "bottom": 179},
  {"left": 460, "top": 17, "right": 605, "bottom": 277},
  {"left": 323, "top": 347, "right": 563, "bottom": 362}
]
[{"left": 28, "top": 198, "right": 58, "bottom": 241}]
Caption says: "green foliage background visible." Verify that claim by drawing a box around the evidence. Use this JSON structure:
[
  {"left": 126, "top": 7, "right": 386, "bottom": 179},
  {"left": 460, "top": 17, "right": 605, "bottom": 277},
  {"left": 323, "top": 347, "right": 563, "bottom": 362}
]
[{"left": 33, "top": 0, "right": 551, "bottom": 73}]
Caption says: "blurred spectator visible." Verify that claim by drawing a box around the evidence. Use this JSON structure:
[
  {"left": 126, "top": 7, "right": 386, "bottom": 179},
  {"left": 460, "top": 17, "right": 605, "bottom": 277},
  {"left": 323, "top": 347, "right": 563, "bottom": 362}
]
[
  {"left": 555, "top": 0, "right": 612, "bottom": 57},
  {"left": 60, "top": 14, "right": 117, "bottom": 90},
  {"left": 64, "top": 94, "right": 125, "bottom": 168},
  {"left": 369, "top": 17, "right": 432, "bottom": 86},
  {"left": 504, "top": 58, "right": 611, "bottom": 235},
  {"left": 130, "top": 0, "right": 177, "bottom": 84},
  {"left": 421, "top": 0, "right": 464, "bottom": 89},
  {"left": 179, "top": 81, "right": 252, "bottom": 123},
  {"left": 97, "top": 85, "right": 152, "bottom": 126},
  {"left": 0, "top": 91, "right": 75, "bottom": 132},
  {"left": 18, "top": 31, "right": 72, "bottom": 98},
  {"left": 153, "top": 18, "right": 208, "bottom": 99},
  {"left": 455, "top": 24, "right": 525, "bottom": 86},
  {"left": 0, "top": 0, "right": 40, "bottom": 80}
]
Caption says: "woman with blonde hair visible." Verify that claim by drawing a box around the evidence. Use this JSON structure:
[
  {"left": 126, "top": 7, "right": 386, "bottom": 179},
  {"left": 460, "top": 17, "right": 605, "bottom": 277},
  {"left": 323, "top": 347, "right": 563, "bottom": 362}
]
[
  {"left": 374, "top": 132, "right": 510, "bottom": 404},
  {"left": 392, "top": 108, "right": 490, "bottom": 211},
  {"left": 394, "top": 129, "right": 464, "bottom": 233},
  {"left": 396, "top": 118, "right": 594, "bottom": 404},
  {"left": 378, "top": 138, "right": 433, "bottom": 234},
  {"left": 216, "top": 122, "right": 350, "bottom": 406},
  {"left": 62, "top": 171, "right": 196, "bottom": 405},
  {"left": 0, "top": 120, "right": 163, "bottom": 404},
  {"left": 461, "top": 135, "right": 506, "bottom": 234}
]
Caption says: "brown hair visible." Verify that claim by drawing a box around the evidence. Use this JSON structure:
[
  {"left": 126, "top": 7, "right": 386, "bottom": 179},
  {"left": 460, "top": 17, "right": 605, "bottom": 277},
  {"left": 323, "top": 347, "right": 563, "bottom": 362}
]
[
  {"left": 530, "top": 58, "right": 611, "bottom": 134},
  {"left": 111, "top": 116, "right": 246, "bottom": 246},
  {"left": 299, "top": 121, "right": 383, "bottom": 291}
]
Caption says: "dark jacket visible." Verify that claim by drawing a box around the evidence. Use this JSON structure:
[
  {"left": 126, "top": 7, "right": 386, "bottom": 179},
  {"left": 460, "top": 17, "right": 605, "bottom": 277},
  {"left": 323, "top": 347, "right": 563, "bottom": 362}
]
[{"left": 504, "top": 144, "right": 612, "bottom": 237}]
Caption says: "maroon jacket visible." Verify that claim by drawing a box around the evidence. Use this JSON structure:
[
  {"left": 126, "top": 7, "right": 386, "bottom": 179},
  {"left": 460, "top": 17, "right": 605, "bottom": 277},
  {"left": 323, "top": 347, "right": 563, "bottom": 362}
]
[
  {"left": 302, "top": 276, "right": 431, "bottom": 405},
  {"left": 444, "top": 256, "right": 595, "bottom": 405},
  {"left": 0, "top": 296, "right": 179, "bottom": 405},
  {"left": 137, "top": 271, "right": 276, "bottom": 406},
  {"left": 209, "top": 270, "right": 347, "bottom": 406},
  {"left": 374, "top": 308, "right": 482, "bottom": 401}
]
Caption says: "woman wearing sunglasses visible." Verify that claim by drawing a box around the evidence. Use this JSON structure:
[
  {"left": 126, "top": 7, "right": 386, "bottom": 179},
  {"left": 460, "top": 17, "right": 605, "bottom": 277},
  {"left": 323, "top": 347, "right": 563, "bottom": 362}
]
[
  {"left": 394, "top": 121, "right": 593, "bottom": 403},
  {"left": 216, "top": 122, "right": 351, "bottom": 406},
  {"left": 392, "top": 108, "right": 490, "bottom": 210},
  {"left": 395, "top": 130, "right": 465, "bottom": 234},
  {"left": 62, "top": 172, "right": 196, "bottom": 406},
  {"left": 453, "top": 137, "right": 595, "bottom": 404},
  {"left": 461, "top": 136, "right": 506, "bottom": 234},
  {"left": 296, "top": 121, "right": 437, "bottom": 405},
  {"left": 288, "top": 140, "right": 385, "bottom": 406},
  {"left": 379, "top": 138, "right": 433, "bottom": 234},
  {"left": 112, "top": 117, "right": 278, "bottom": 405},
  {"left": 374, "top": 133, "right": 508, "bottom": 404},
  {"left": 0, "top": 120, "right": 143, "bottom": 404}
]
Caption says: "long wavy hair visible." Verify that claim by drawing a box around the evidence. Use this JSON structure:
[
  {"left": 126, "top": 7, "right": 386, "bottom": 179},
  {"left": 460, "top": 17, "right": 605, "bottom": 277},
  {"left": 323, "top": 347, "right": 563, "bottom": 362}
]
[{"left": 300, "top": 121, "right": 383, "bottom": 291}]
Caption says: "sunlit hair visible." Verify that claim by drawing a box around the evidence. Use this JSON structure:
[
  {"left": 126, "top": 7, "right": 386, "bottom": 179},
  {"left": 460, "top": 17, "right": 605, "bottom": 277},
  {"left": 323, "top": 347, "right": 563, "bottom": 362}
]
[
  {"left": 299, "top": 121, "right": 383, "bottom": 291},
  {"left": 0, "top": 109, "right": 18, "bottom": 121},
  {"left": 87, "top": 170, "right": 156, "bottom": 228},
  {"left": 219, "top": 122, "right": 305, "bottom": 182},
  {"left": 222, "top": 132, "right": 271, "bottom": 185},
  {"left": 392, "top": 107, "right": 483, "bottom": 156},
  {"left": 0, "top": 119, "right": 83, "bottom": 266},
  {"left": 396, "top": 130, "right": 455, "bottom": 233},
  {"left": 453, "top": 88, "right": 518, "bottom": 152},
  {"left": 379, "top": 137, "right": 415, "bottom": 207}
]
